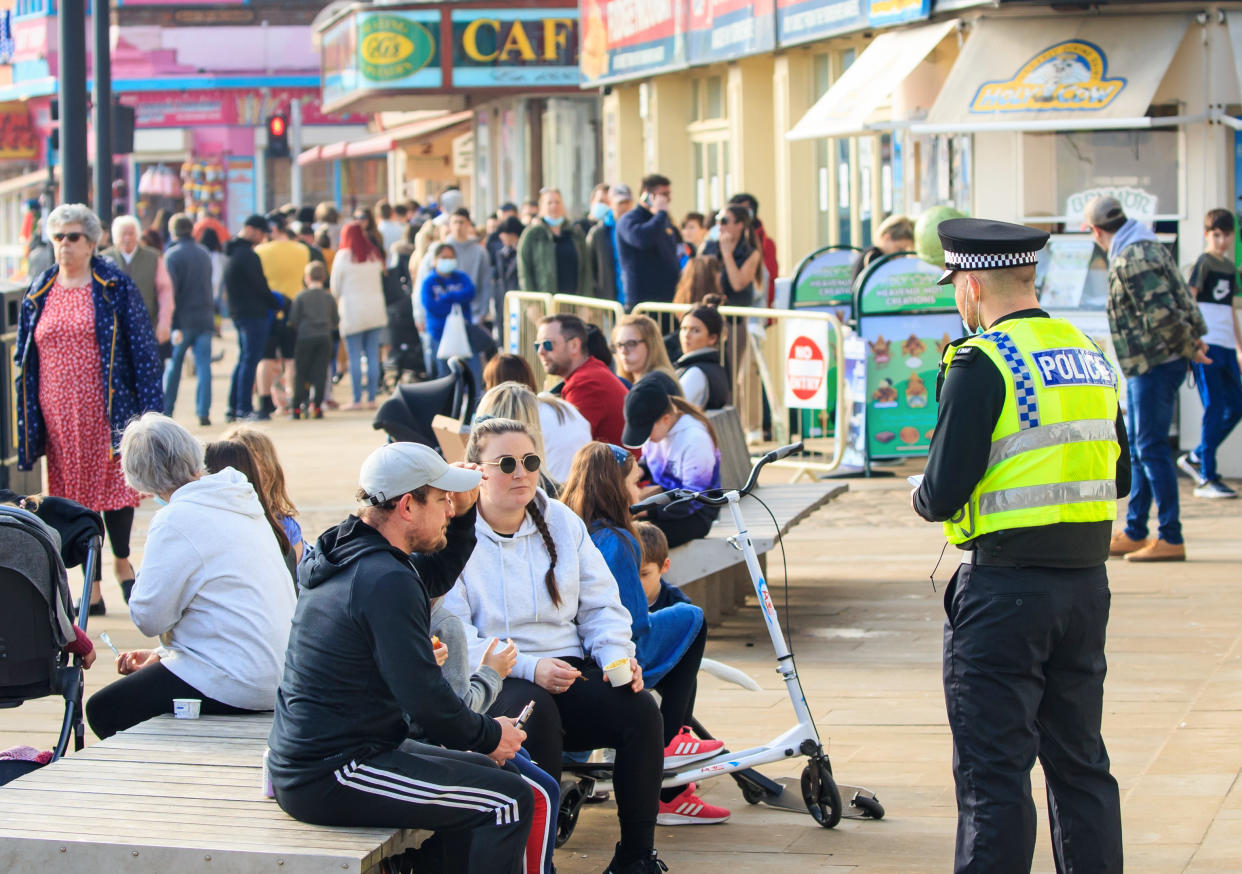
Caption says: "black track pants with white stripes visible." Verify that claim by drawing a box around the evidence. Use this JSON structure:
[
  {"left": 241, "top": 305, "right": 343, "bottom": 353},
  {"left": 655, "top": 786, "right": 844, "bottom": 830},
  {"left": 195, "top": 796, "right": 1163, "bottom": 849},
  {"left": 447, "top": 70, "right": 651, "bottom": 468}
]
[{"left": 274, "top": 739, "right": 534, "bottom": 874}]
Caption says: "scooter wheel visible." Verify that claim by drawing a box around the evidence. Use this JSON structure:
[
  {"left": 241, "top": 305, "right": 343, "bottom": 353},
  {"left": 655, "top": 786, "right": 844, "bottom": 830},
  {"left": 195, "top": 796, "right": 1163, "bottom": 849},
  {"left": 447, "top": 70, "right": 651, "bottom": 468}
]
[
  {"left": 739, "top": 782, "right": 766, "bottom": 805},
  {"left": 852, "top": 793, "right": 885, "bottom": 819},
  {"left": 801, "top": 762, "right": 842, "bottom": 828}
]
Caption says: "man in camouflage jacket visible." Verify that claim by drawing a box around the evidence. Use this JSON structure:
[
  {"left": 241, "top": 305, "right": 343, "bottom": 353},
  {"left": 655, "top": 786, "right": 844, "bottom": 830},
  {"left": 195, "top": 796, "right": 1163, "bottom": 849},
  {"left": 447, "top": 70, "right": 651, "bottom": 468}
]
[{"left": 1086, "top": 196, "right": 1210, "bottom": 563}]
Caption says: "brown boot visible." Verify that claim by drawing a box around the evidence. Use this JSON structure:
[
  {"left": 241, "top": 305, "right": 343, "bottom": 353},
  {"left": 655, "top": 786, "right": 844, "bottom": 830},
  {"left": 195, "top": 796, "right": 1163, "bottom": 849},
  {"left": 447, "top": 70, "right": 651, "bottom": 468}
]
[
  {"left": 1124, "top": 539, "right": 1186, "bottom": 562},
  {"left": 1109, "top": 531, "right": 1149, "bottom": 556}
]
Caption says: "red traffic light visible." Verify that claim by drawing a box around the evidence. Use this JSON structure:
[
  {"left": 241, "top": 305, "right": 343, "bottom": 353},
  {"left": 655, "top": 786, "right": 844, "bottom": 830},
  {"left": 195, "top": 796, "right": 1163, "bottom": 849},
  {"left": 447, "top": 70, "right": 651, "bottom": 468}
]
[{"left": 268, "top": 115, "right": 287, "bottom": 137}]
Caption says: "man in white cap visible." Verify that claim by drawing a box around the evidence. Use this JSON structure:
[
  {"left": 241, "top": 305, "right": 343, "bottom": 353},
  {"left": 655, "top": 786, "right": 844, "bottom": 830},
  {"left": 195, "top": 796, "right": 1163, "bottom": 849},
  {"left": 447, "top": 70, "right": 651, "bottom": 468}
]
[{"left": 267, "top": 442, "right": 532, "bottom": 873}]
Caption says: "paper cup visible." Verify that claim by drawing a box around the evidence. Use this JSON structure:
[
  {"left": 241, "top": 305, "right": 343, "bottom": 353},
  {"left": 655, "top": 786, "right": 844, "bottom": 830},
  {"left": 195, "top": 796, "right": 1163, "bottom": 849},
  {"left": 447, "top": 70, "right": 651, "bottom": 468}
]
[
  {"left": 604, "top": 659, "right": 633, "bottom": 688},
  {"left": 173, "top": 698, "right": 201, "bottom": 719}
]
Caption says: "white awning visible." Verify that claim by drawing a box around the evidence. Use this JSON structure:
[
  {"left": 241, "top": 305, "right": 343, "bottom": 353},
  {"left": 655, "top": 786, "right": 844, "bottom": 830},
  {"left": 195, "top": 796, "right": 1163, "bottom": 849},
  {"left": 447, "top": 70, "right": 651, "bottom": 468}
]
[
  {"left": 786, "top": 19, "right": 959, "bottom": 141},
  {"left": 912, "top": 14, "right": 1190, "bottom": 135}
]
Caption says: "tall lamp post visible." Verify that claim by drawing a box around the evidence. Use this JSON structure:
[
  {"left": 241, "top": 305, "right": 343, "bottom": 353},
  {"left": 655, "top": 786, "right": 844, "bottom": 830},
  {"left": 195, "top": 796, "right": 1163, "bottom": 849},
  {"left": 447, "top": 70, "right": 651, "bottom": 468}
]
[
  {"left": 57, "top": 0, "right": 88, "bottom": 204},
  {"left": 93, "top": 0, "right": 113, "bottom": 227}
]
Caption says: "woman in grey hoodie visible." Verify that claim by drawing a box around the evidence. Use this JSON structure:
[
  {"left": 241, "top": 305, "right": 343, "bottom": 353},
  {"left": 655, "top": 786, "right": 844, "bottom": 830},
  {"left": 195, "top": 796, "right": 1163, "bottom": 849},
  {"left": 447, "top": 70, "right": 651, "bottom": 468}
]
[{"left": 441, "top": 417, "right": 669, "bottom": 874}]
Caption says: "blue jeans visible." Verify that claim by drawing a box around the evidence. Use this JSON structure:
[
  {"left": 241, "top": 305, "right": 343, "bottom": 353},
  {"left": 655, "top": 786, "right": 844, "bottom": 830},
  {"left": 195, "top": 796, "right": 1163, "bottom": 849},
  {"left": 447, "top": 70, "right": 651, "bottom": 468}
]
[
  {"left": 1193, "top": 344, "right": 1242, "bottom": 482},
  {"left": 163, "top": 329, "right": 212, "bottom": 419},
  {"left": 344, "top": 328, "right": 381, "bottom": 403},
  {"left": 229, "top": 317, "right": 270, "bottom": 416},
  {"left": 1124, "top": 358, "right": 1188, "bottom": 545}
]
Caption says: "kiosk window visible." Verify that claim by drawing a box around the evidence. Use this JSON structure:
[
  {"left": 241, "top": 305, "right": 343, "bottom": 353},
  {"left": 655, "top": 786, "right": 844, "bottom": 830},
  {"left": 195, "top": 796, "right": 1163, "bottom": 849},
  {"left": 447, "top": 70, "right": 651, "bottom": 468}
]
[{"left": 1022, "top": 129, "right": 1179, "bottom": 226}]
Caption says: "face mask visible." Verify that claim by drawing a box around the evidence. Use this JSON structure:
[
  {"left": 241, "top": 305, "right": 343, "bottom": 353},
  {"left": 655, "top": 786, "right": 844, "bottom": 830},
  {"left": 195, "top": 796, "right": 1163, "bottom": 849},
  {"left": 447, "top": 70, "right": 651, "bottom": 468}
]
[
  {"left": 544, "top": 215, "right": 564, "bottom": 228},
  {"left": 154, "top": 495, "right": 168, "bottom": 507},
  {"left": 967, "top": 292, "right": 985, "bottom": 335},
  {"left": 436, "top": 258, "right": 457, "bottom": 275},
  {"left": 708, "top": 225, "right": 720, "bottom": 242},
  {"left": 590, "top": 202, "right": 610, "bottom": 221}
]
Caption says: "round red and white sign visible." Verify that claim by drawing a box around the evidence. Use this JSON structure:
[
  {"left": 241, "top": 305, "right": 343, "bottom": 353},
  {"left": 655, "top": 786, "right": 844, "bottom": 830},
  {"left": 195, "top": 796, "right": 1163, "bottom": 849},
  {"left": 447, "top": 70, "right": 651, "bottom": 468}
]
[{"left": 786, "top": 336, "right": 826, "bottom": 402}]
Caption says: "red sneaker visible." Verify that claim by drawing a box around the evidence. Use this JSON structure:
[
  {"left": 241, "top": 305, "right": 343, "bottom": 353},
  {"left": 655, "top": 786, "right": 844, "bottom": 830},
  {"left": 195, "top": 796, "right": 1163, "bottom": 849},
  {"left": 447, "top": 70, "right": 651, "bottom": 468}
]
[
  {"left": 663, "top": 726, "right": 723, "bottom": 767},
  {"left": 657, "top": 783, "right": 731, "bottom": 825}
]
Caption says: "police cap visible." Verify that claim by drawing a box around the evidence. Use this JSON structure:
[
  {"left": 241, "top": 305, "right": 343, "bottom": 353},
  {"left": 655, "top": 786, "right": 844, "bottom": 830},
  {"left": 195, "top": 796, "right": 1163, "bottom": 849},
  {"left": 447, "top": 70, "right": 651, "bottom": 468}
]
[{"left": 936, "top": 218, "right": 1049, "bottom": 285}]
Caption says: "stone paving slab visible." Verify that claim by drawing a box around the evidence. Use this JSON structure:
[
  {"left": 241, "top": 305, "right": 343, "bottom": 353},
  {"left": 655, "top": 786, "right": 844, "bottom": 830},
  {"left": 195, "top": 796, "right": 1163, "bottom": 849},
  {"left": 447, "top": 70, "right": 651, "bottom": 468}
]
[{"left": 3, "top": 345, "right": 1241, "bottom": 873}]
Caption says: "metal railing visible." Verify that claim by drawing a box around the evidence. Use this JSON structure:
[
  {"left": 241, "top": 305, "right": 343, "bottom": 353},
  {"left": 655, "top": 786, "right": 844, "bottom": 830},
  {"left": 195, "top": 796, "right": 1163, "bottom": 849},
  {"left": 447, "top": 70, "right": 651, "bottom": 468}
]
[
  {"left": 502, "top": 292, "right": 850, "bottom": 477},
  {"left": 634, "top": 302, "right": 848, "bottom": 477}
]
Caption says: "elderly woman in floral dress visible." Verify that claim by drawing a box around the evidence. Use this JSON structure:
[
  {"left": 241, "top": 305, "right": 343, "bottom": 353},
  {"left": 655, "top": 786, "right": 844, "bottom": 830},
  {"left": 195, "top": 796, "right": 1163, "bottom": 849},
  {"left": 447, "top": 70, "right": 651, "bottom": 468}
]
[{"left": 14, "top": 203, "right": 164, "bottom": 614}]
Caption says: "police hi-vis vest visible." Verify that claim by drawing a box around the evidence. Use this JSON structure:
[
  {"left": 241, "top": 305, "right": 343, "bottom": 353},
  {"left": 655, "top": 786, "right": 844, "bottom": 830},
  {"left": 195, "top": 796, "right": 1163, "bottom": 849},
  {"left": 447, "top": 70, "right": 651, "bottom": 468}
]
[{"left": 941, "top": 317, "right": 1121, "bottom": 545}]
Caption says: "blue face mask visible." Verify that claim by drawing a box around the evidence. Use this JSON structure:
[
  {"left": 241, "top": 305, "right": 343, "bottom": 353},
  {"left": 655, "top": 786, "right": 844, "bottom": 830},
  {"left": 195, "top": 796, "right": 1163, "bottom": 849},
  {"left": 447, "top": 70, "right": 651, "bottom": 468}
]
[
  {"left": 436, "top": 258, "right": 457, "bottom": 275},
  {"left": 544, "top": 215, "right": 565, "bottom": 228},
  {"left": 590, "top": 202, "right": 610, "bottom": 221},
  {"left": 154, "top": 495, "right": 168, "bottom": 506}
]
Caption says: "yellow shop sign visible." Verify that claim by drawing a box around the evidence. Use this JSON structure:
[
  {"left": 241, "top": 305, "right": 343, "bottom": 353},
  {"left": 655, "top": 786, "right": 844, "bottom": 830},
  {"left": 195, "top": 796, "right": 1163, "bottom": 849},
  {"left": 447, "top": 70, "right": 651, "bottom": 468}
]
[
  {"left": 970, "top": 40, "right": 1124, "bottom": 113},
  {"left": 359, "top": 14, "right": 436, "bottom": 82}
]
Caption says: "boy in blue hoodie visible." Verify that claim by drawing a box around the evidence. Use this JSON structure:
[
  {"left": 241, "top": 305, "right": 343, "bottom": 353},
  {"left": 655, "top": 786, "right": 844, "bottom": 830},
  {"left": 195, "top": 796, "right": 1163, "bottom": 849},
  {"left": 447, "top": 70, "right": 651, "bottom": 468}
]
[{"left": 420, "top": 242, "right": 475, "bottom": 375}]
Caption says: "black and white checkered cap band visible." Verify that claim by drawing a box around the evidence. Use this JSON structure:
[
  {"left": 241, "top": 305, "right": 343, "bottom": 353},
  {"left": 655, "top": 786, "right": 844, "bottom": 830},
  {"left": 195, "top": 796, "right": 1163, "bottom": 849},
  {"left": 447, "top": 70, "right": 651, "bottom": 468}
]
[{"left": 943, "top": 249, "right": 1041, "bottom": 271}]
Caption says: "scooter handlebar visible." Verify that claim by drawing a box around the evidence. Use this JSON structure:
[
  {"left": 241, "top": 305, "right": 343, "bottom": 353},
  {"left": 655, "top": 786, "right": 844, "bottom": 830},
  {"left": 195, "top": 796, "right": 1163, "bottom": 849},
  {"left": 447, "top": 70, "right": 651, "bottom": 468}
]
[{"left": 629, "top": 488, "right": 696, "bottom": 514}]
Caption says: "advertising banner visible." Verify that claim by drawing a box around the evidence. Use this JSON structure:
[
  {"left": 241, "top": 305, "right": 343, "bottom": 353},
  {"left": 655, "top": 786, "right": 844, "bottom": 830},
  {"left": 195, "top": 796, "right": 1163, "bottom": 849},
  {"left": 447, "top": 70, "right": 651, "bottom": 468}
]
[
  {"left": 686, "top": 0, "right": 775, "bottom": 65},
  {"left": 783, "top": 318, "right": 831, "bottom": 411},
  {"left": 451, "top": 9, "right": 580, "bottom": 88},
  {"left": 120, "top": 89, "right": 366, "bottom": 128},
  {"left": 856, "top": 254, "right": 960, "bottom": 459},
  {"left": 790, "top": 246, "right": 857, "bottom": 438},
  {"left": 579, "top": 0, "right": 688, "bottom": 86},
  {"left": 866, "top": 0, "right": 929, "bottom": 28},
  {"left": 322, "top": 8, "right": 442, "bottom": 106},
  {"left": 775, "top": 0, "right": 864, "bottom": 49},
  {"left": 0, "top": 101, "right": 37, "bottom": 161}
]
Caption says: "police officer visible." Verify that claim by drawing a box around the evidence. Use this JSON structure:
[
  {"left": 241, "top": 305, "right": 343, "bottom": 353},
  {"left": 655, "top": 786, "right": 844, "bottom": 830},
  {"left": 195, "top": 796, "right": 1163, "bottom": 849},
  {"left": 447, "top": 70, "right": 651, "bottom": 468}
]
[{"left": 912, "top": 219, "right": 1130, "bottom": 874}]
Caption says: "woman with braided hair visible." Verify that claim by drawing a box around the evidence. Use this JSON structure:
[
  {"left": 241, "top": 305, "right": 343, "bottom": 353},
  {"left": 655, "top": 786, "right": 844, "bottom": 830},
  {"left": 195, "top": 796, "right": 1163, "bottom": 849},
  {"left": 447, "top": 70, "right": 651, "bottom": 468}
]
[{"left": 441, "top": 417, "right": 669, "bottom": 874}]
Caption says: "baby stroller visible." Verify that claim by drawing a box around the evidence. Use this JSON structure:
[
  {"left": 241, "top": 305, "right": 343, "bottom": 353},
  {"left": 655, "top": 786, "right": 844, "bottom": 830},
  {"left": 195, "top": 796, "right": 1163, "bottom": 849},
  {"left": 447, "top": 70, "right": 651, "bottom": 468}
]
[
  {"left": 0, "top": 494, "right": 104, "bottom": 785},
  {"left": 372, "top": 356, "right": 478, "bottom": 450},
  {"left": 383, "top": 294, "right": 427, "bottom": 391}
]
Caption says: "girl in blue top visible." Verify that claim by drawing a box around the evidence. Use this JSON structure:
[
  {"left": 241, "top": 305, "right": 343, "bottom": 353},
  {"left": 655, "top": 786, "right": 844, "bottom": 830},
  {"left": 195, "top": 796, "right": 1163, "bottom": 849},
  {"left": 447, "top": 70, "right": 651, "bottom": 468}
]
[
  {"left": 419, "top": 242, "right": 476, "bottom": 353},
  {"left": 561, "top": 442, "right": 731, "bottom": 825}
]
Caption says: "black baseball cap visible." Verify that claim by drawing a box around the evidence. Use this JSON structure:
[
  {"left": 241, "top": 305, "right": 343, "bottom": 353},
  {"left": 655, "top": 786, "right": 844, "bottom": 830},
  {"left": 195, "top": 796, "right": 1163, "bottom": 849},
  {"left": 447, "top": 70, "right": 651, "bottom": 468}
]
[
  {"left": 498, "top": 216, "right": 524, "bottom": 235},
  {"left": 622, "top": 374, "right": 674, "bottom": 448},
  {"left": 499, "top": 202, "right": 518, "bottom": 213},
  {"left": 243, "top": 214, "right": 269, "bottom": 231}
]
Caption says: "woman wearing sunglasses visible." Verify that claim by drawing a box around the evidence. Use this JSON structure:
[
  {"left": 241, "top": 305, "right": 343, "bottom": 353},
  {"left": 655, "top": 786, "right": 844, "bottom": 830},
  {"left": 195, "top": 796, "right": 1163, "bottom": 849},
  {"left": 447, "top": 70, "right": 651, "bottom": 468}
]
[
  {"left": 14, "top": 203, "right": 164, "bottom": 615},
  {"left": 561, "top": 442, "right": 730, "bottom": 826},
  {"left": 700, "top": 204, "right": 761, "bottom": 308},
  {"left": 442, "top": 418, "right": 669, "bottom": 874}
]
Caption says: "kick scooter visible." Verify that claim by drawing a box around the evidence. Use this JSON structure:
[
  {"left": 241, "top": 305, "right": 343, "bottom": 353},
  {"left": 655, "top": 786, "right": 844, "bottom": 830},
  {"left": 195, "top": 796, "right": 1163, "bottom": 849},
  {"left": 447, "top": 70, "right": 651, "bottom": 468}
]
[{"left": 556, "top": 442, "right": 883, "bottom": 845}]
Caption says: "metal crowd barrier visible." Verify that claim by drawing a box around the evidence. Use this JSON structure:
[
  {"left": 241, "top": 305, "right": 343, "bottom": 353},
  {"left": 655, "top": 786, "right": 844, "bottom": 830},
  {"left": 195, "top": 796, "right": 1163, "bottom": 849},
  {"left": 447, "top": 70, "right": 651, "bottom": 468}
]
[
  {"left": 634, "top": 302, "right": 848, "bottom": 477},
  {"left": 502, "top": 292, "right": 849, "bottom": 476}
]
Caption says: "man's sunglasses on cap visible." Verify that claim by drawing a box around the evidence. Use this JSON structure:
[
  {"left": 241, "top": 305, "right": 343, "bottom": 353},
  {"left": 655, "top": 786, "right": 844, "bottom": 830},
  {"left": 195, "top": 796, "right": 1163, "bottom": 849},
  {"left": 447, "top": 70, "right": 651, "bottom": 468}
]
[{"left": 481, "top": 453, "right": 542, "bottom": 475}]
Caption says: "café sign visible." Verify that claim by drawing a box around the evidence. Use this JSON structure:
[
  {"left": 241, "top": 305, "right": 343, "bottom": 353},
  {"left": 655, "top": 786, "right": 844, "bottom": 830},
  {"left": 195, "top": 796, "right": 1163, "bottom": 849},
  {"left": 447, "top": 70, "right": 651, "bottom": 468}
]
[
  {"left": 970, "top": 40, "right": 1125, "bottom": 114},
  {"left": 320, "top": 2, "right": 580, "bottom": 104}
]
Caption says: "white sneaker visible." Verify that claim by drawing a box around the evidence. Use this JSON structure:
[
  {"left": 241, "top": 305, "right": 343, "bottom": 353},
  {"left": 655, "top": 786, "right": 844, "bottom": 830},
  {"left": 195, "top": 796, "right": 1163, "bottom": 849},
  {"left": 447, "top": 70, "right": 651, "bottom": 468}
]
[
  {"left": 1194, "top": 479, "right": 1237, "bottom": 499},
  {"left": 1177, "top": 453, "right": 1202, "bottom": 480}
]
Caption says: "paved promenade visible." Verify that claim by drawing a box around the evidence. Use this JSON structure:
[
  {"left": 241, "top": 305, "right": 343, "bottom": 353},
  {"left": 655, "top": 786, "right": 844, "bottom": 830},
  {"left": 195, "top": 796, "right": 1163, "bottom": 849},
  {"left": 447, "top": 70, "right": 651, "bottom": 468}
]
[{"left": 3, "top": 359, "right": 1240, "bottom": 873}]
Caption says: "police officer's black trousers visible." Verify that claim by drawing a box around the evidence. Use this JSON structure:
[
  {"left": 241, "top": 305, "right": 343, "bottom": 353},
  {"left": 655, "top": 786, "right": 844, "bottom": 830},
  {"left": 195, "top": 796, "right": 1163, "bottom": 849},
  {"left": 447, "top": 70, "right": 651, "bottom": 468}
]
[{"left": 942, "top": 561, "right": 1122, "bottom": 874}]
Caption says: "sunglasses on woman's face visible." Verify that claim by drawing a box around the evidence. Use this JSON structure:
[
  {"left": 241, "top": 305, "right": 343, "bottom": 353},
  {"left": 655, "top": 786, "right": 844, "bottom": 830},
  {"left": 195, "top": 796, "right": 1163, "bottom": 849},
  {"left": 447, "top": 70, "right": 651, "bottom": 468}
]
[
  {"left": 53, "top": 232, "right": 86, "bottom": 243},
  {"left": 481, "top": 453, "right": 542, "bottom": 475}
]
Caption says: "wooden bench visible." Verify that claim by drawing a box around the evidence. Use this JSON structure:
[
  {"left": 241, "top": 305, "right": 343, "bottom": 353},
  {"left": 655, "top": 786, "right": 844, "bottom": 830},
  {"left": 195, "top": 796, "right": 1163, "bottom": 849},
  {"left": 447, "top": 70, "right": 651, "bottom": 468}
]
[
  {"left": 0, "top": 714, "right": 426, "bottom": 873},
  {"left": 666, "top": 407, "right": 847, "bottom": 626}
]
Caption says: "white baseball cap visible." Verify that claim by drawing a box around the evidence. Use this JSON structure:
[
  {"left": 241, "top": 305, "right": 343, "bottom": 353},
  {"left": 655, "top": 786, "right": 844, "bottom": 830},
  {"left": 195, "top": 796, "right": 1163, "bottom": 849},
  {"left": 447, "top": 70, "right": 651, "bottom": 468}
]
[{"left": 358, "top": 443, "right": 481, "bottom": 505}]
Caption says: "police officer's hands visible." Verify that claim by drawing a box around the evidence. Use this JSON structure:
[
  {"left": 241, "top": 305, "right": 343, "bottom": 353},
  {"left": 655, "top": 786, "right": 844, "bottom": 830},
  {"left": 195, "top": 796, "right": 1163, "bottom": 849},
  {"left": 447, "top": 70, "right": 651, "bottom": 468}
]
[{"left": 489, "top": 716, "right": 526, "bottom": 765}]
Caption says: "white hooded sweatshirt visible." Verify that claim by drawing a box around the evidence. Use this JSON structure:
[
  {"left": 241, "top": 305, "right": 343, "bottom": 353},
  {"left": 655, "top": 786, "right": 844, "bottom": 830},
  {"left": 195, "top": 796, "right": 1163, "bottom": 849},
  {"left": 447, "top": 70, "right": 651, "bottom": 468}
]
[
  {"left": 441, "top": 491, "right": 635, "bottom": 682},
  {"left": 128, "top": 468, "right": 296, "bottom": 710}
]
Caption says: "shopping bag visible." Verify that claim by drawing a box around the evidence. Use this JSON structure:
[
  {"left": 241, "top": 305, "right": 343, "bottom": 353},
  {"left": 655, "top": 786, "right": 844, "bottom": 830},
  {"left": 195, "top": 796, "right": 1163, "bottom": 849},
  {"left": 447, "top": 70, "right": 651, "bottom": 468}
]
[{"left": 436, "top": 304, "right": 472, "bottom": 360}]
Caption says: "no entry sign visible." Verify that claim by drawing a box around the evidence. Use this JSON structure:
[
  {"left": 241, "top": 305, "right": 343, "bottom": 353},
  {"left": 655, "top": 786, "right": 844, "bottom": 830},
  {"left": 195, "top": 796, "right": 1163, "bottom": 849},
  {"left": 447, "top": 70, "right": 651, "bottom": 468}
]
[{"left": 784, "top": 318, "right": 830, "bottom": 410}]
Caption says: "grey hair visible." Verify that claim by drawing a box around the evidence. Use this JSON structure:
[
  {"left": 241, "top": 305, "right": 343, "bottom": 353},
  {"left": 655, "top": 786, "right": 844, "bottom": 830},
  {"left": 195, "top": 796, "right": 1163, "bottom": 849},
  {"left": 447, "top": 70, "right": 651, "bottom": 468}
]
[
  {"left": 474, "top": 383, "right": 548, "bottom": 461},
  {"left": 111, "top": 214, "right": 141, "bottom": 242},
  {"left": 169, "top": 212, "right": 194, "bottom": 238},
  {"left": 119, "top": 413, "right": 205, "bottom": 496},
  {"left": 46, "top": 204, "right": 103, "bottom": 244}
]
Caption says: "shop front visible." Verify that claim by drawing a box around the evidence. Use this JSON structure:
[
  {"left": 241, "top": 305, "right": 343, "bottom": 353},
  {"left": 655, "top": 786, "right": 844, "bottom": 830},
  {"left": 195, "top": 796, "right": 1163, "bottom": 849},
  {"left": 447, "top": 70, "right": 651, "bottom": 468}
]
[{"left": 316, "top": 0, "right": 598, "bottom": 215}]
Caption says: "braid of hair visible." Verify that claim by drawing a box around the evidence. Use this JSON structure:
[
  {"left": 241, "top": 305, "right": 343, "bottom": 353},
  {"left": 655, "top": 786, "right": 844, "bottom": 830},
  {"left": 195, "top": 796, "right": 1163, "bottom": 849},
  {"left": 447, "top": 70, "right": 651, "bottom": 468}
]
[{"left": 526, "top": 500, "right": 562, "bottom": 608}]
